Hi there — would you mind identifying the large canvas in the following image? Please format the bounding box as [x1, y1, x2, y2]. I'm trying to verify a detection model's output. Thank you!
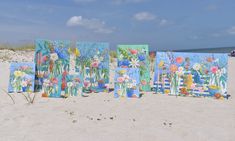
[8, 63, 35, 93]
[63, 74, 83, 97]
[114, 68, 140, 98]
[76, 42, 109, 93]
[117, 45, 150, 91]
[34, 39, 70, 92]
[154, 52, 228, 98]
[41, 74, 62, 98]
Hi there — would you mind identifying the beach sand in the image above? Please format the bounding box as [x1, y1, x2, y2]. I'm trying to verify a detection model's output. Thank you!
[0, 50, 235, 141]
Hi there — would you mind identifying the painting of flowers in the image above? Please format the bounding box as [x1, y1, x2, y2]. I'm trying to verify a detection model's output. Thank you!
[34, 39, 71, 92]
[41, 74, 62, 98]
[154, 52, 228, 98]
[8, 63, 35, 93]
[62, 74, 83, 97]
[76, 42, 109, 93]
[114, 68, 140, 98]
[117, 45, 150, 91]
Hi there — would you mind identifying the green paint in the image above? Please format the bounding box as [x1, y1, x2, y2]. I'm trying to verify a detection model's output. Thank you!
[117, 45, 151, 91]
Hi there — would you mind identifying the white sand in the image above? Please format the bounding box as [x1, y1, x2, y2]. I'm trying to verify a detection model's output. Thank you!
[0, 50, 235, 141]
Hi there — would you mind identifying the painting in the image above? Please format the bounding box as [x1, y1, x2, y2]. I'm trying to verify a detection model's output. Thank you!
[34, 39, 71, 92]
[41, 74, 62, 98]
[62, 74, 83, 97]
[117, 45, 150, 91]
[8, 63, 35, 93]
[154, 52, 228, 99]
[76, 42, 109, 93]
[114, 68, 140, 98]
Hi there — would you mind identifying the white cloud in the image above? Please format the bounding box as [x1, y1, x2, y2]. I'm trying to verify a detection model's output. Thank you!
[189, 35, 199, 40]
[227, 26, 235, 35]
[133, 12, 156, 21]
[66, 16, 114, 34]
[73, 0, 96, 3]
[206, 4, 218, 11]
[133, 12, 171, 26]
[159, 19, 168, 26]
[211, 33, 221, 37]
[112, 0, 147, 4]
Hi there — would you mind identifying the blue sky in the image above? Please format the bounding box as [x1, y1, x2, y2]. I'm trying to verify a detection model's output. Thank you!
[0, 0, 235, 50]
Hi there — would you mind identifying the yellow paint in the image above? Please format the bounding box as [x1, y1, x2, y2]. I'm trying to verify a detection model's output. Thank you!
[185, 74, 193, 89]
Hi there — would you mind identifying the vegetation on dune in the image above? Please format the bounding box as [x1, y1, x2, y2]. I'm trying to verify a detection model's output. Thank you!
[0, 43, 119, 63]
[0, 44, 35, 51]
[110, 50, 117, 63]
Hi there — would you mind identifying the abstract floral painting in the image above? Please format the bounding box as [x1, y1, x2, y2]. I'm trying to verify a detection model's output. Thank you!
[41, 74, 62, 98]
[114, 68, 140, 98]
[34, 39, 71, 92]
[8, 63, 35, 93]
[63, 74, 83, 97]
[154, 52, 228, 99]
[76, 42, 109, 93]
[117, 45, 150, 91]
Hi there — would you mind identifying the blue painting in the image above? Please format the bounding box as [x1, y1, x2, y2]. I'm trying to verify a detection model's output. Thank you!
[8, 63, 35, 93]
[154, 52, 228, 99]
[114, 68, 140, 98]
[63, 74, 83, 97]
[76, 42, 109, 93]
[117, 45, 150, 91]
[41, 74, 62, 98]
[34, 39, 71, 92]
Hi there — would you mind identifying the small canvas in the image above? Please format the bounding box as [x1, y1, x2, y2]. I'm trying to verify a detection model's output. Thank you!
[41, 74, 62, 98]
[63, 74, 83, 97]
[8, 63, 35, 93]
[154, 52, 228, 98]
[117, 45, 150, 91]
[114, 68, 140, 98]
[34, 39, 70, 91]
[76, 42, 109, 93]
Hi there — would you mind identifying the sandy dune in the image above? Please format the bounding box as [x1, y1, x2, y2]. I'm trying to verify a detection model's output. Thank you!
[0, 50, 234, 141]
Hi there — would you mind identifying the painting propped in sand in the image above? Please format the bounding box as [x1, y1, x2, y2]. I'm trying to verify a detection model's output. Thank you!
[63, 74, 83, 97]
[8, 63, 36, 93]
[154, 52, 228, 98]
[41, 74, 62, 98]
[114, 68, 140, 98]
[34, 39, 71, 92]
[76, 42, 109, 93]
[117, 45, 150, 91]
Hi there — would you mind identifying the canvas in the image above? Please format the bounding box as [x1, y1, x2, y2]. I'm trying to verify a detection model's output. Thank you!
[34, 39, 70, 92]
[62, 74, 83, 97]
[114, 68, 140, 98]
[8, 63, 35, 93]
[117, 45, 150, 91]
[154, 52, 228, 98]
[76, 42, 109, 93]
[41, 74, 62, 98]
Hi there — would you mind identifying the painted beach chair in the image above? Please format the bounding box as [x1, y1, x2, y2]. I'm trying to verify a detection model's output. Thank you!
[154, 51, 228, 99]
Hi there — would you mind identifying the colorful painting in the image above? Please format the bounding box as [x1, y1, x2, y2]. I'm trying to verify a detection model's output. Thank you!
[154, 52, 228, 98]
[8, 63, 35, 93]
[76, 42, 109, 93]
[114, 68, 140, 98]
[41, 74, 62, 98]
[62, 74, 83, 97]
[117, 45, 150, 91]
[34, 39, 71, 92]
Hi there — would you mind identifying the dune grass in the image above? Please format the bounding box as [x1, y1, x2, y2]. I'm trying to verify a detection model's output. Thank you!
[0, 44, 35, 51]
